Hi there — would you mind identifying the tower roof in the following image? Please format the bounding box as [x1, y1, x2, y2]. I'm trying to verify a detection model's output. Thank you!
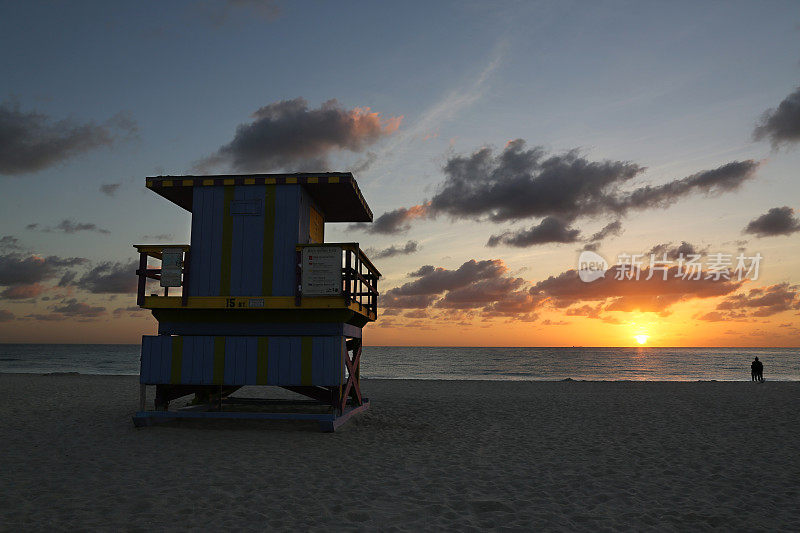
[145, 172, 373, 222]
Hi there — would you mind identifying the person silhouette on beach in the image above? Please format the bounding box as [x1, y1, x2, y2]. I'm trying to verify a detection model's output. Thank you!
[751, 357, 764, 382]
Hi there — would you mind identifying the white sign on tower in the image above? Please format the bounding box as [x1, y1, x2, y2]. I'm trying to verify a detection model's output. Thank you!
[301, 246, 342, 296]
[160, 248, 184, 287]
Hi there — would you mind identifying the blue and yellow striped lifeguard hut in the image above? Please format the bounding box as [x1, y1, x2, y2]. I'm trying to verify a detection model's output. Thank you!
[132, 173, 379, 431]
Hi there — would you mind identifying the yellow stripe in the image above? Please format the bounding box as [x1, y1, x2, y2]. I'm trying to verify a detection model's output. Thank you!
[223, 178, 235, 185]
[146, 180, 153, 187]
[170, 336, 183, 383]
[202, 179, 214, 186]
[306, 177, 318, 184]
[301, 337, 313, 385]
[219, 186, 234, 296]
[244, 178, 255, 185]
[256, 337, 269, 385]
[329, 176, 339, 184]
[265, 178, 276, 184]
[262, 185, 275, 296]
[182, 179, 193, 186]
[286, 177, 297, 184]
[162, 180, 173, 187]
[213, 337, 226, 385]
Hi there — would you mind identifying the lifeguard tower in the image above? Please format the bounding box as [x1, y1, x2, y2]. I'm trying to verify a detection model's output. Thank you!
[131, 173, 380, 431]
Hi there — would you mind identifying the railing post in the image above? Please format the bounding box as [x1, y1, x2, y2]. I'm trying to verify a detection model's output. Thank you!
[344, 248, 351, 304]
[136, 252, 147, 307]
[295, 249, 302, 306]
[181, 249, 190, 307]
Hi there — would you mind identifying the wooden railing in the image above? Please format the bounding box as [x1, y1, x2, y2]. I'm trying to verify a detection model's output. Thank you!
[296, 243, 381, 318]
[133, 244, 190, 307]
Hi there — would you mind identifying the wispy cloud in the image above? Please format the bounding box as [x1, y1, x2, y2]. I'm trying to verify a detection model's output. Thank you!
[363, 41, 507, 181]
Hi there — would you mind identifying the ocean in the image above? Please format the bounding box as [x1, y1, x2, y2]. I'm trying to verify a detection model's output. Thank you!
[0, 344, 797, 381]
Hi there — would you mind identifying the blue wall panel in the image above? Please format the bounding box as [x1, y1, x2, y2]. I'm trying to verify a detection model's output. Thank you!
[272, 185, 300, 296]
[245, 336, 258, 385]
[267, 337, 282, 386]
[190, 186, 226, 297]
[140, 334, 343, 386]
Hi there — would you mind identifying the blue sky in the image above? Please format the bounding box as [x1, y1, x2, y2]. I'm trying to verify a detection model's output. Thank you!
[1, 1, 799, 344]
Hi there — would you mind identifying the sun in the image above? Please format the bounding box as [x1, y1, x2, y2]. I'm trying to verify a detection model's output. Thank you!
[634, 334, 649, 345]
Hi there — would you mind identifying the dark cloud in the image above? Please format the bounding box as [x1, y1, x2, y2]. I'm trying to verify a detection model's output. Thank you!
[197, 98, 401, 172]
[612, 160, 760, 212]
[714, 283, 799, 318]
[532, 264, 742, 313]
[565, 304, 602, 319]
[0, 101, 136, 175]
[53, 219, 110, 234]
[99, 183, 121, 196]
[743, 206, 800, 237]
[142, 233, 173, 241]
[647, 241, 709, 260]
[383, 258, 541, 320]
[415, 140, 758, 247]
[430, 140, 643, 222]
[435, 276, 525, 309]
[589, 220, 622, 242]
[350, 204, 428, 234]
[0, 253, 88, 285]
[369, 240, 419, 259]
[487, 216, 580, 247]
[77, 260, 138, 294]
[0, 235, 22, 251]
[349, 151, 378, 174]
[0, 309, 14, 322]
[753, 87, 800, 147]
[27, 220, 111, 234]
[1, 283, 44, 300]
[113, 305, 147, 317]
[51, 298, 106, 318]
[58, 271, 77, 287]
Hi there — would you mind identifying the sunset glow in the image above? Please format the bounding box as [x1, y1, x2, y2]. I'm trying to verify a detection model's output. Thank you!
[634, 335, 649, 345]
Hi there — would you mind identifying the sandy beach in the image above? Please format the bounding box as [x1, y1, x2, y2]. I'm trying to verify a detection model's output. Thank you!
[1, 373, 798, 531]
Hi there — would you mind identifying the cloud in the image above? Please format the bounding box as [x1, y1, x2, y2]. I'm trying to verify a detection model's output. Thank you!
[27, 219, 111, 234]
[753, 87, 800, 147]
[0, 235, 22, 251]
[1, 283, 44, 300]
[743, 206, 800, 237]
[647, 241, 709, 259]
[350, 204, 428, 234]
[0, 309, 14, 322]
[0, 253, 87, 286]
[429, 140, 643, 222]
[51, 298, 106, 318]
[363, 43, 505, 180]
[142, 233, 173, 241]
[589, 220, 623, 242]
[0, 101, 136, 175]
[532, 264, 742, 314]
[383, 258, 541, 320]
[423, 140, 757, 244]
[713, 283, 799, 318]
[77, 260, 138, 294]
[53, 219, 110, 234]
[197, 98, 402, 172]
[487, 216, 581, 247]
[368, 240, 419, 259]
[99, 183, 121, 196]
[348, 151, 378, 174]
[113, 305, 148, 317]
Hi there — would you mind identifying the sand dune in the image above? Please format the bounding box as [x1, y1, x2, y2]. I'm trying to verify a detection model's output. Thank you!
[1, 373, 798, 531]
